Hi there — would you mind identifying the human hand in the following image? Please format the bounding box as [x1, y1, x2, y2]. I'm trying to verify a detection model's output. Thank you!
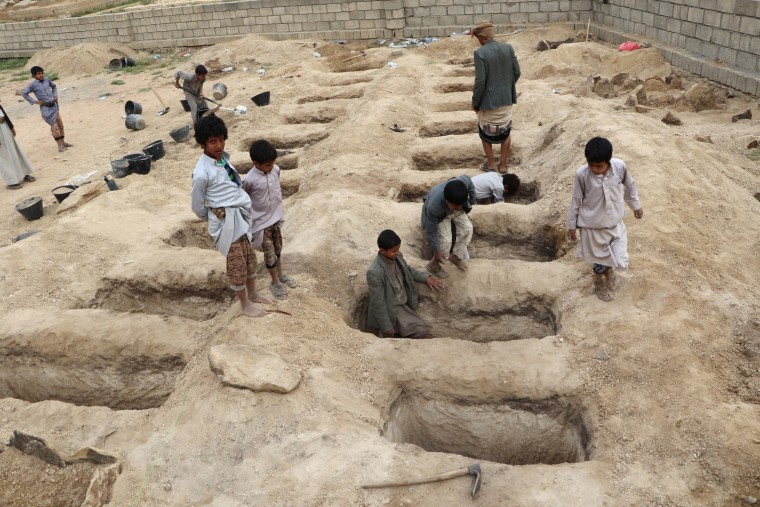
[472, 106, 479, 112]
[174, 82, 181, 89]
[568, 229, 577, 241]
[426, 276, 445, 291]
[36, 100, 44, 105]
[53, 97, 58, 103]
[11, 128, 15, 137]
[434, 251, 448, 263]
[634, 208, 644, 219]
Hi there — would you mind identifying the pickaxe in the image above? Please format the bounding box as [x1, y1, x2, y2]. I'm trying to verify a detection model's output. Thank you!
[362, 463, 482, 498]
[181, 86, 248, 115]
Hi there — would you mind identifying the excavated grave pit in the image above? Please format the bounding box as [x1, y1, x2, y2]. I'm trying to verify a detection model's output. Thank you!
[444, 67, 475, 77]
[0, 310, 192, 410]
[235, 153, 300, 172]
[395, 180, 539, 205]
[85, 277, 232, 321]
[241, 130, 329, 151]
[413, 142, 521, 171]
[319, 75, 374, 86]
[163, 220, 214, 250]
[437, 81, 473, 93]
[350, 294, 559, 341]
[468, 223, 564, 262]
[283, 107, 342, 124]
[326, 60, 385, 73]
[383, 391, 591, 465]
[419, 121, 476, 138]
[296, 87, 366, 104]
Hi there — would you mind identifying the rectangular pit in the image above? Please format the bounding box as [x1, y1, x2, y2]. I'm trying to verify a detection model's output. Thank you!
[384, 391, 591, 465]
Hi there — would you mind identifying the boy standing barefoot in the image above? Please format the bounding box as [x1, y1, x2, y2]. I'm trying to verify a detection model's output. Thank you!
[191, 115, 274, 317]
[567, 137, 644, 301]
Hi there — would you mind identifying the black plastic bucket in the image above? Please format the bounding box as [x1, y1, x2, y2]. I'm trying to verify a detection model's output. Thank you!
[16, 196, 44, 221]
[125, 100, 142, 115]
[52, 184, 78, 203]
[108, 58, 122, 71]
[180, 99, 191, 112]
[170, 125, 191, 143]
[125, 114, 145, 130]
[251, 91, 270, 107]
[142, 140, 165, 161]
[121, 57, 135, 67]
[124, 153, 152, 175]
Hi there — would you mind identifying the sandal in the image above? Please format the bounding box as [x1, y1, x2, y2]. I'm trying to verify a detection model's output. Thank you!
[270, 282, 288, 300]
[593, 273, 614, 301]
[449, 255, 468, 272]
[23, 175, 36, 183]
[278, 274, 297, 288]
[480, 161, 496, 172]
[6, 183, 22, 190]
[426, 261, 448, 279]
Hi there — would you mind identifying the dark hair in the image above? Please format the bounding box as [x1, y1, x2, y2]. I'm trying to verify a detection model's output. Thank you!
[195, 64, 208, 75]
[502, 173, 521, 195]
[584, 137, 613, 164]
[443, 179, 468, 205]
[249, 139, 277, 164]
[377, 229, 401, 250]
[31, 66, 43, 76]
[194, 114, 227, 146]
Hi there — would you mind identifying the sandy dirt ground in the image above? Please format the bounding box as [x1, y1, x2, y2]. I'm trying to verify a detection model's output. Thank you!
[0, 24, 759, 506]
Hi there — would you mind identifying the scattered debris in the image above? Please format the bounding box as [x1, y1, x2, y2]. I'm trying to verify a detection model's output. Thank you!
[389, 124, 406, 133]
[221, 66, 233, 72]
[10, 430, 66, 468]
[13, 230, 39, 242]
[619, 41, 641, 51]
[661, 111, 683, 125]
[65, 447, 119, 465]
[695, 135, 714, 143]
[536, 37, 575, 51]
[312, 52, 321, 58]
[732, 109, 752, 122]
[388, 62, 398, 68]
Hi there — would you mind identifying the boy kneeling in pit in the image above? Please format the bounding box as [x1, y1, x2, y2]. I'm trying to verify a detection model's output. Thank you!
[366, 230, 445, 338]
[190, 115, 274, 317]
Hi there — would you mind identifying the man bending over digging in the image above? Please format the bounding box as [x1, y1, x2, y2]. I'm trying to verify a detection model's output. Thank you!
[191, 115, 275, 317]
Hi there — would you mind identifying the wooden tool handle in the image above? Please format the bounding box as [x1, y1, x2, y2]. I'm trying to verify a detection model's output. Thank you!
[148, 83, 168, 109]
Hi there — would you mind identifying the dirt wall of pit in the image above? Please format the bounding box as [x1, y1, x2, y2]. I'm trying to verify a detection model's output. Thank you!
[1, 0, 759, 96]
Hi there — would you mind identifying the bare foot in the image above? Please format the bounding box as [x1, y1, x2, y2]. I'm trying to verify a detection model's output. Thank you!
[241, 302, 267, 318]
[250, 293, 276, 305]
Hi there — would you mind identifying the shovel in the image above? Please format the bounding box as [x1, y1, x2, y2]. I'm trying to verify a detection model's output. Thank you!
[148, 83, 170, 116]
[181, 86, 248, 115]
[362, 463, 482, 498]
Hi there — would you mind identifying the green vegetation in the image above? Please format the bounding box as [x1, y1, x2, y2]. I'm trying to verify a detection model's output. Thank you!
[47, 72, 59, 81]
[111, 79, 125, 85]
[72, 0, 152, 17]
[0, 58, 28, 72]
[138, 87, 150, 93]
[748, 148, 760, 161]
[122, 59, 151, 74]
[10, 75, 27, 82]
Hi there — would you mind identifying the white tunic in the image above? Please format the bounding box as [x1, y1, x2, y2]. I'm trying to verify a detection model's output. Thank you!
[0, 108, 34, 186]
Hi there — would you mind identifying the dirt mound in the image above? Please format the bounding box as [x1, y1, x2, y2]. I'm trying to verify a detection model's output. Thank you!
[24, 42, 138, 77]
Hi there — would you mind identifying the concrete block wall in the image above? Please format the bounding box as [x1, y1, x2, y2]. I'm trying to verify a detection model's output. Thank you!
[0, 0, 757, 95]
[0, 0, 407, 57]
[592, 0, 760, 76]
[401, 0, 593, 38]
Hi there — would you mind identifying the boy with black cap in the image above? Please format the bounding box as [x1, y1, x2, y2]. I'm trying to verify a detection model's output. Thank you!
[420, 175, 477, 278]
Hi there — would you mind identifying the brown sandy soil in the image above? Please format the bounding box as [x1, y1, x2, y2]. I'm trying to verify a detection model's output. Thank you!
[0, 24, 759, 506]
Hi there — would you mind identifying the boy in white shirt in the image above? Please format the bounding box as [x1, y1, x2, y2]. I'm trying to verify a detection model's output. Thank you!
[566, 137, 644, 301]
[471, 171, 520, 204]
